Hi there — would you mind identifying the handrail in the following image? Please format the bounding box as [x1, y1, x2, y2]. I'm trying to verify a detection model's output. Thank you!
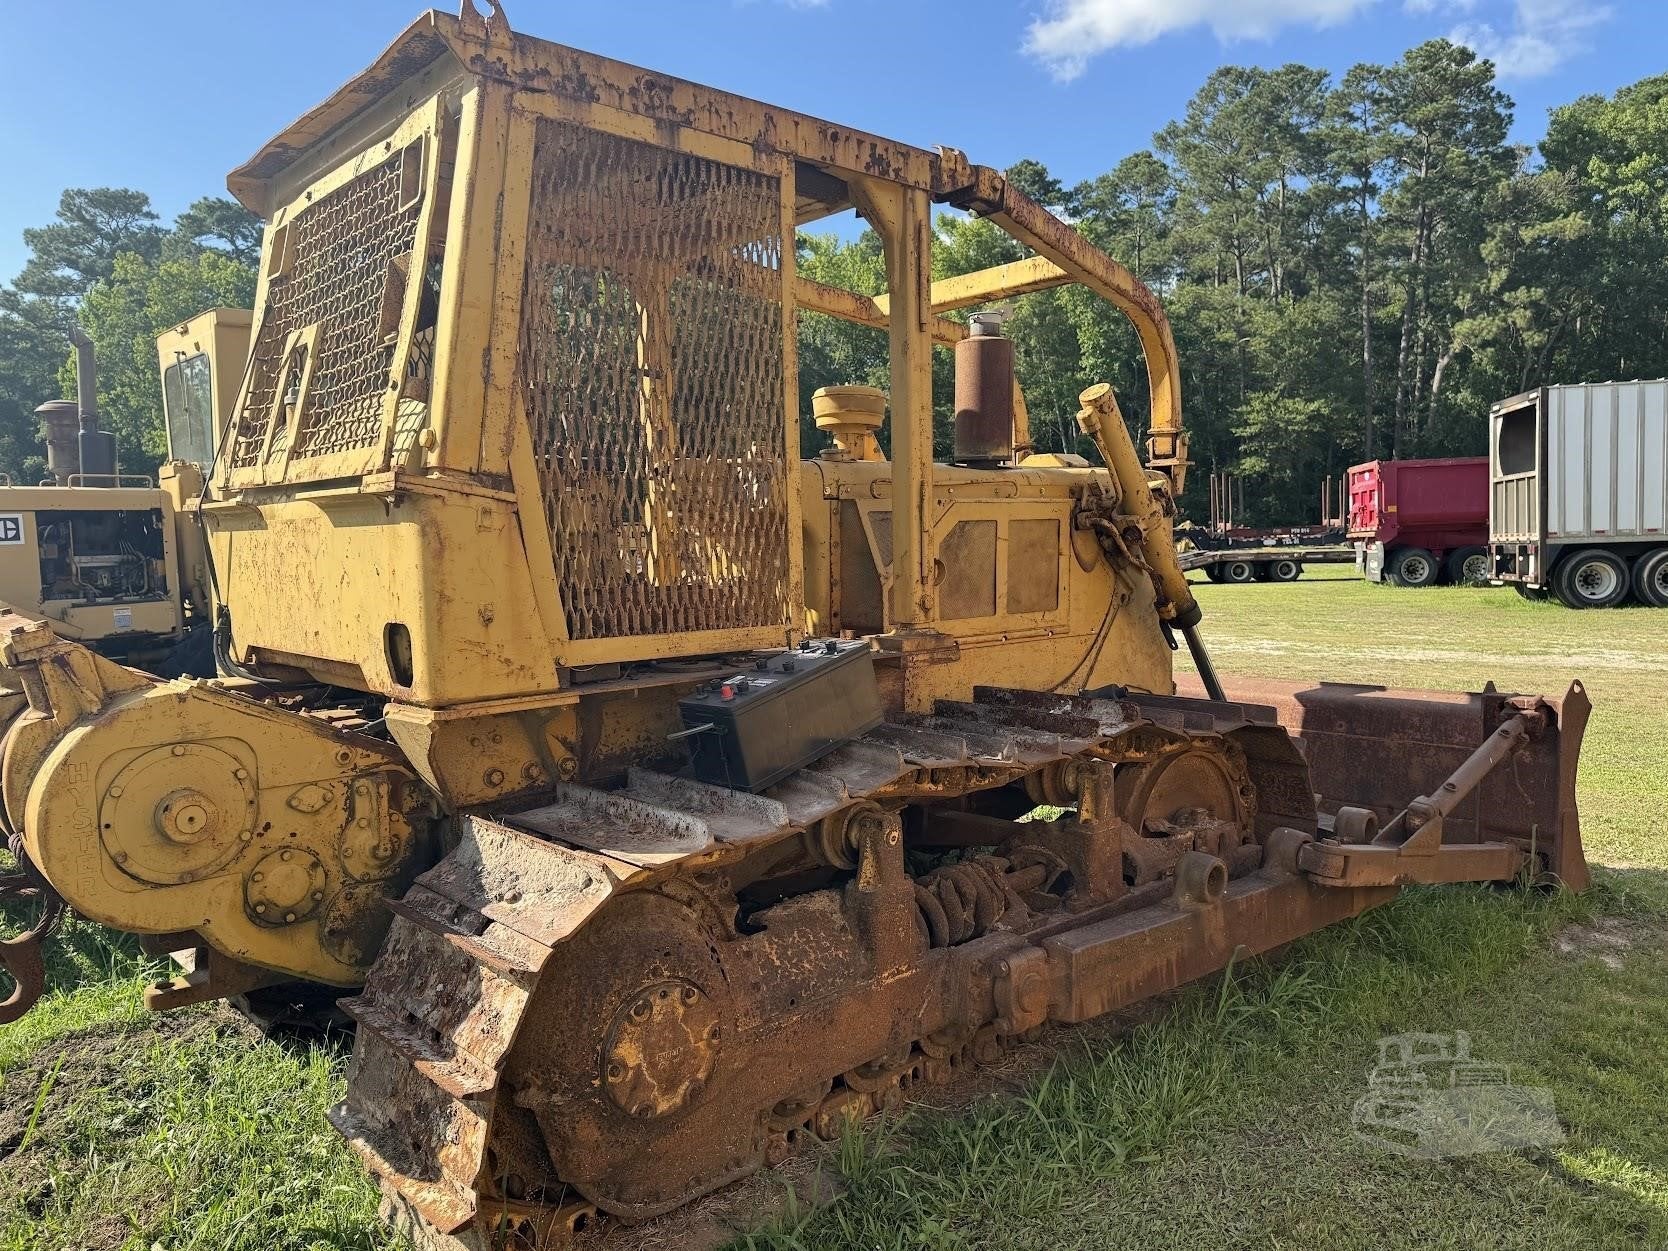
[934, 157, 1191, 497]
[64, 473, 155, 489]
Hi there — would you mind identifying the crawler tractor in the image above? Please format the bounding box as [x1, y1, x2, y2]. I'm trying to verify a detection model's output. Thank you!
[0, 311, 248, 690]
[0, 6, 1590, 1247]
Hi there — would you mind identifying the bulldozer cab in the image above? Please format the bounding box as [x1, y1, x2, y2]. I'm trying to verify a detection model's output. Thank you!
[198, 4, 1202, 711]
[157, 307, 253, 468]
[0, 485, 180, 651]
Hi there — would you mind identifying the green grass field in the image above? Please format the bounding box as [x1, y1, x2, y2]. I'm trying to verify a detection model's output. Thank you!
[2, 576, 1665, 1251]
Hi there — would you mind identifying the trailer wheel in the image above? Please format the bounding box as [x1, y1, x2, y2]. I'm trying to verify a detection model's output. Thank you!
[1552, 549, 1630, 608]
[1267, 558, 1303, 582]
[1205, 565, 1227, 583]
[1445, 546, 1489, 586]
[1630, 548, 1668, 608]
[1219, 560, 1257, 584]
[1513, 583, 1550, 602]
[1387, 547, 1438, 587]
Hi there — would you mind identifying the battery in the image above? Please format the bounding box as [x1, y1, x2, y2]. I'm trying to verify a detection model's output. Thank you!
[677, 639, 883, 792]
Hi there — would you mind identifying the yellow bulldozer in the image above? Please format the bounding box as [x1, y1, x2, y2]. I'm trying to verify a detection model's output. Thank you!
[0, 5, 1589, 1248]
[0, 309, 250, 684]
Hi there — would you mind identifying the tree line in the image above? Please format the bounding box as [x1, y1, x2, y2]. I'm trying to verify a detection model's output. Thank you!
[801, 42, 1668, 524]
[0, 191, 259, 485]
[2, 40, 1664, 525]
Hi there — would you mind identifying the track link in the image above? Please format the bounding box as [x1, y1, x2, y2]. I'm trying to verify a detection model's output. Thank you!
[335, 687, 1309, 1248]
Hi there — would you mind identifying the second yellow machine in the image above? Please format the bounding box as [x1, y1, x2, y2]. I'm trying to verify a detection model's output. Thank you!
[0, 5, 1588, 1248]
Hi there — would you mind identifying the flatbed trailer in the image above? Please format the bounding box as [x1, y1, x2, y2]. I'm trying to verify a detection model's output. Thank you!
[1180, 545, 1357, 582]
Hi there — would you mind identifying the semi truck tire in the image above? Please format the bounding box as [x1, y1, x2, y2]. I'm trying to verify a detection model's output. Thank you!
[1631, 548, 1668, 608]
[1205, 566, 1226, 583]
[1552, 549, 1630, 608]
[1513, 583, 1550, 602]
[1220, 560, 1257, 584]
[1387, 547, 1438, 587]
[1267, 558, 1303, 582]
[1445, 546, 1489, 586]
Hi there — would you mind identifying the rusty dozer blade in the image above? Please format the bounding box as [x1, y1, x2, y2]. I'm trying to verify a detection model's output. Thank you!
[1178, 676, 1589, 892]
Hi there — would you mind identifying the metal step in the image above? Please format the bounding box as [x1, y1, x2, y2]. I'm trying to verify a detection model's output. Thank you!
[619, 768, 790, 843]
[862, 722, 973, 768]
[508, 785, 713, 866]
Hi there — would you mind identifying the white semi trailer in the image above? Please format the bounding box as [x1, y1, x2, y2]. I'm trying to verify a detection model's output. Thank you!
[1490, 381, 1668, 607]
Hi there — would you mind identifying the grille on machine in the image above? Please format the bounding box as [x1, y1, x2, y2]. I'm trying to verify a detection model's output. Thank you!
[517, 120, 791, 641]
[231, 153, 425, 472]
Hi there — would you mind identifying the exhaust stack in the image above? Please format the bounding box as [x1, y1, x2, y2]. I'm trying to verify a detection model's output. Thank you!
[67, 327, 117, 484]
[953, 312, 1015, 467]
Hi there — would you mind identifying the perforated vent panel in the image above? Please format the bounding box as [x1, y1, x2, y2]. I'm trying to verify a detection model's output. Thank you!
[519, 120, 791, 641]
[230, 154, 422, 471]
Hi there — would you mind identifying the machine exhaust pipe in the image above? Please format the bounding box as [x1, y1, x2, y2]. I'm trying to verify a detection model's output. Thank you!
[66, 326, 117, 484]
[953, 312, 1015, 467]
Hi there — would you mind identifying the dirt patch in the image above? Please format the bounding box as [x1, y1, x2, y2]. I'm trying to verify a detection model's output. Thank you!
[0, 1007, 261, 1243]
[1553, 916, 1661, 970]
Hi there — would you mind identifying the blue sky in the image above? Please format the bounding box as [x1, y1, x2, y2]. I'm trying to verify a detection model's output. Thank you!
[0, 0, 1659, 282]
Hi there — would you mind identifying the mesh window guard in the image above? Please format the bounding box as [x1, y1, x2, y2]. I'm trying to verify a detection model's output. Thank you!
[518, 121, 791, 641]
[230, 154, 424, 472]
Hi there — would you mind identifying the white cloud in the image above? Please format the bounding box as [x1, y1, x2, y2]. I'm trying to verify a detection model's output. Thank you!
[1449, 0, 1612, 78]
[1021, 0, 1612, 84]
[1024, 0, 1378, 81]
[1402, 0, 1478, 14]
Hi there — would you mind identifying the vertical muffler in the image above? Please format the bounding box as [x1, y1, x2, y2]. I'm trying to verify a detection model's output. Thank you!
[67, 327, 117, 483]
[954, 312, 1014, 467]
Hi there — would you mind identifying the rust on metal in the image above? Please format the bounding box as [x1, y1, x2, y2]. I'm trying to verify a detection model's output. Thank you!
[953, 314, 1015, 466]
[0, 8, 1598, 1251]
[0, 850, 63, 1025]
[516, 118, 791, 640]
[327, 676, 1584, 1240]
[1178, 675, 1591, 891]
